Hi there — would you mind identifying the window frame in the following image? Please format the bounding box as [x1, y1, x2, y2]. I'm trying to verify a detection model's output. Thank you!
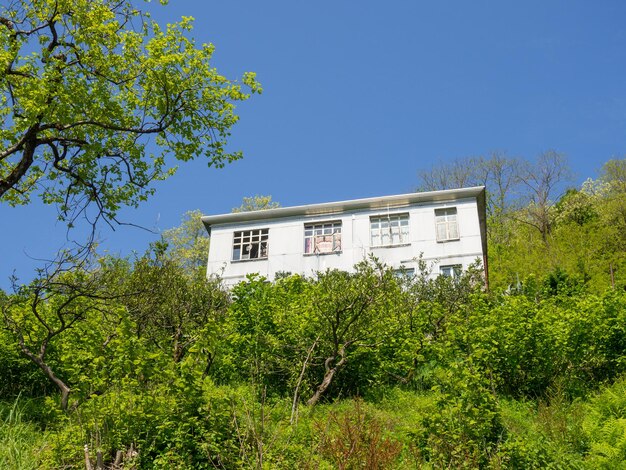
[434, 207, 460, 242]
[393, 267, 416, 279]
[439, 264, 462, 279]
[304, 220, 342, 255]
[232, 228, 269, 261]
[370, 213, 410, 247]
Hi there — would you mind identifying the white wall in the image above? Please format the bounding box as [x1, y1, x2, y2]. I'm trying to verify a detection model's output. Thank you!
[207, 197, 483, 285]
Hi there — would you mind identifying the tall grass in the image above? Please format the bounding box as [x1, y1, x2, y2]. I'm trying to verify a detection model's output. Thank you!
[0, 399, 47, 469]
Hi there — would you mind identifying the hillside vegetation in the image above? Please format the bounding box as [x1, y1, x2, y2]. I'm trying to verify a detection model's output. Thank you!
[2, 158, 626, 468]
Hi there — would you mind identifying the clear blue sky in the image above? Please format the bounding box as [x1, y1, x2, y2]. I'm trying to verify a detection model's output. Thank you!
[2, 0, 625, 288]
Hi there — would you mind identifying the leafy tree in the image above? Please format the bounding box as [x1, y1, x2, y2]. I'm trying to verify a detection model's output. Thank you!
[554, 187, 598, 227]
[306, 259, 400, 406]
[232, 194, 280, 213]
[0, 304, 51, 398]
[0, 0, 260, 230]
[0, 0, 259, 413]
[382, 259, 485, 389]
[599, 158, 626, 192]
[124, 244, 229, 364]
[1, 257, 119, 410]
[223, 273, 311, 396]
[161, 209, 209, 270]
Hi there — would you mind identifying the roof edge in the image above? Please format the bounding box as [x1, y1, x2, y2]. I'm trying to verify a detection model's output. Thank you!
[202, 186, 486, 229]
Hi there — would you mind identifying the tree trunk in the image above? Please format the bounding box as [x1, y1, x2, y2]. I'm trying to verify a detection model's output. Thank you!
[84, 444, 93, 470]
[306, 344, 348, 407]
[41, 359, 71, 410]
[21, 346, 71, 410]
[292, 337, 318, 423]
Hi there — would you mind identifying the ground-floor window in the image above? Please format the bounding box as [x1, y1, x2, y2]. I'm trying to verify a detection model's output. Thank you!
[440, 264, 462, 278]
[393, 267, 416, 279]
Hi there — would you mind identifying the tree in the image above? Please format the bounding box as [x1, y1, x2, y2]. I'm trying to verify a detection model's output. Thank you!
[417, 156, 485, 192]
[518, 150, 571, 243]
[0, 0, 260, 231]
[599, 158, 626, 192]
[306, 259, 399, 406]
[232, 194, 280, 213]
[481, 152, 523, 217]
[124, 243, 229, 364]
[161, 209, 209, 270]
[581, 166, 626, 287]
[1, 256, 119, 410]
[416, 152, 523, 219]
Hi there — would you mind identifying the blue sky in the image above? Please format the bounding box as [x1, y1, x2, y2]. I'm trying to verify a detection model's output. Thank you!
[2, 0, 626, 288]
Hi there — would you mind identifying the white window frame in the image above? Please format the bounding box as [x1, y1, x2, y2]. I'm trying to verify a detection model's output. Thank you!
[440, 264, 462, 279]
[304, 221, 342, 254]
[435, 207, 459, 242]
[393, 267, 416, 279]
[370, 213, 410, 247]
[232, 228, 269, 261]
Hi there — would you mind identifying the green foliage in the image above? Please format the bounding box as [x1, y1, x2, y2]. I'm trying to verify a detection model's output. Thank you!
[0, 324, 50, 398]
[0, 0, 260, 226]
[222, 260, 408, 405]
[497, 397, 586, 468]
[0, 400, 47, 470]
[123, 247, 229, 364]
[583, 376, 626, 468]
[304, 259, 403, 403]
[1, 258, 126, 409]
[222, 273, 311, 395]
[442, 289, 626, 399]
[41, 376, 244, 468]
[599, 158, 626, 191]
[161, 209, 210, 270]
[423, 364, 503, 468]
[231, 194, 280, 213]
[5, 198, 626, 467]
[489, 164, 626, 293]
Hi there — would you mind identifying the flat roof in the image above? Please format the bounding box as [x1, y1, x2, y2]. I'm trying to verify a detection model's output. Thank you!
[201, 186, 486, 229]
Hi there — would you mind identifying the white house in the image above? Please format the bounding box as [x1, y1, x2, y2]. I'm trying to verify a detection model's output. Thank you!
[201, 186, 488, 286]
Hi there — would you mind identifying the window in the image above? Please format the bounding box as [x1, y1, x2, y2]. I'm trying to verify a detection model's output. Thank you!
[440, 264, 462, 278]
[304, 221, 341, 254]
[232, 229, 269, 261]
[393, 267, 415, 279]
[370, 214, 409, 247]
[435, 207, 459, 241]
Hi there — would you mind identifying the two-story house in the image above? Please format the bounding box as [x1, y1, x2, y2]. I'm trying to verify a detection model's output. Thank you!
[202, 186, 488, 286]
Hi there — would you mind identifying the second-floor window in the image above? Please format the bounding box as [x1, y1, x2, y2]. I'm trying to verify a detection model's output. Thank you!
[435, 207, 459, 241]
[304, 221, 342, 254]
[370, 213, 409, 247]
[233, 228, 269, 261]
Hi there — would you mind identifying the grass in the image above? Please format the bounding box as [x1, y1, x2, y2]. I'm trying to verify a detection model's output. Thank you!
[0, 399, 47, 470]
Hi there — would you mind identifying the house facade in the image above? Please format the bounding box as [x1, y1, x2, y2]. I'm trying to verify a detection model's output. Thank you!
[202, 187, 488, 286]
